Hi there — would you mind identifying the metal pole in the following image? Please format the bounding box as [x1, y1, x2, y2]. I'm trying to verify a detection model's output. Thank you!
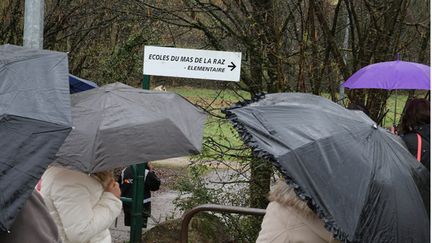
[130, 164, 146, 243]
[393, 90, 398, 128]
[142, 75, 150, 90]
[128, 75, 151, 243]
[24, 0, 44, 49]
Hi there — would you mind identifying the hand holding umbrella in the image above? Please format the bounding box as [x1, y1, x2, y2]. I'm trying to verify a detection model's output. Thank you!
[105, 179, 121, 199]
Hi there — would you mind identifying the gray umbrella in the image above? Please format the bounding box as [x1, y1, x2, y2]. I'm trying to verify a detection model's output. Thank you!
[0, 45, 72, 231]
[54, 82, 206, 173]
[224, 93, 429, 243]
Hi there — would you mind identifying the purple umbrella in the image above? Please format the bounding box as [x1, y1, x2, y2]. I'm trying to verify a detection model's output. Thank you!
[342, 59, 430, 128]
[342, 60, 430, 90]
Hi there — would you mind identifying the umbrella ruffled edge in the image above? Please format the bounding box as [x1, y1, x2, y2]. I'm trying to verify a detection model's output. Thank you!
[222, 93, 351, 243]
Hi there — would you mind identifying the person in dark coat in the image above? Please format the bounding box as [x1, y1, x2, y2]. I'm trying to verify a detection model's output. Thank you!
[0, 190, 61, 243]
[399, 98, 430, 170]
[118, 162, 161, 228]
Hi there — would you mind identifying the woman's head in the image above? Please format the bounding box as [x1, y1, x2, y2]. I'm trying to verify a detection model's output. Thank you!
[92, 170, 114, 188]
[400, 98, 430, 133]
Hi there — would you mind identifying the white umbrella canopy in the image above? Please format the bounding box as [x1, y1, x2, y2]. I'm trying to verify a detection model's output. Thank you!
[54, 82, 206, 173]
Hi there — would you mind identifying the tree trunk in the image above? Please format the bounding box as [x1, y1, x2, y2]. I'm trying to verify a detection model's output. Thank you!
[249, 158, 272, 209]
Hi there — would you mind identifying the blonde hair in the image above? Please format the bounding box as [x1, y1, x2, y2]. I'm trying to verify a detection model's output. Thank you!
[269, 180, 316, 218]
[92, 170, 114, 188]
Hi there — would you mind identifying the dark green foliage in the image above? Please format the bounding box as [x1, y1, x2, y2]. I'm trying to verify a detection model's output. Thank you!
[101, 33, 149, 86]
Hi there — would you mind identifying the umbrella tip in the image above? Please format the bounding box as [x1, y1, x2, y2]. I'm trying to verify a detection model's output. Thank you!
[396, 53, 400, 61]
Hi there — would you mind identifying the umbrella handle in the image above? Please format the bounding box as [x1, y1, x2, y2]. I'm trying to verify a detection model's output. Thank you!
[393, 91, 397, 126]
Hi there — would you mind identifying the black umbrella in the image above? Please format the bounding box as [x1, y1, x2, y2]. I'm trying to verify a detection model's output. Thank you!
[224, 93, 429, 243]
[0, 45, 72, 231]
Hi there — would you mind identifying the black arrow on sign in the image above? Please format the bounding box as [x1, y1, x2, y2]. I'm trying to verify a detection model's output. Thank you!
[228, 62, 236, 71]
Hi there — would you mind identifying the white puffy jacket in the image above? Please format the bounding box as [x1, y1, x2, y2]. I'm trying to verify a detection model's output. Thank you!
[41, 166, 122, 243]
[256, 181, 340, 243]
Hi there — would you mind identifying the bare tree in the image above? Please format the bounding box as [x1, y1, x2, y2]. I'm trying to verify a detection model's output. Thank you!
[313, 0, 429, 122]
[0, 0, 428, 240]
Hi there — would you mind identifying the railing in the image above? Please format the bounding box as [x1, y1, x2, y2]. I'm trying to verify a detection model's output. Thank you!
[180, 204, 266, 243]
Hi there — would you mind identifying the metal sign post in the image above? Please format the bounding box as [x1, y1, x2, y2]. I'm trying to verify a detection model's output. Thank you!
[128, 75, 151, 243]
[142, 74, 150, 90]
[130, 163, 146, 243]
[128, 45, 242, 243]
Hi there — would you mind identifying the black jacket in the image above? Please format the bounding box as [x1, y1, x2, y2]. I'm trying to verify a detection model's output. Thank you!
[401, 124, 430, 170]
[118, 165, 161, 214]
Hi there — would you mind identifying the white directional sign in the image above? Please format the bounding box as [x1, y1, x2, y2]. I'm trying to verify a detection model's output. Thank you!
[143, 46, 241, 82]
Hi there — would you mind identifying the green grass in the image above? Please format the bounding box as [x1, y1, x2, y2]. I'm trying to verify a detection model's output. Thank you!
[383, 94, 408, 128]
[167, 87, 248, 160]
[332, 92, 415, 128]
